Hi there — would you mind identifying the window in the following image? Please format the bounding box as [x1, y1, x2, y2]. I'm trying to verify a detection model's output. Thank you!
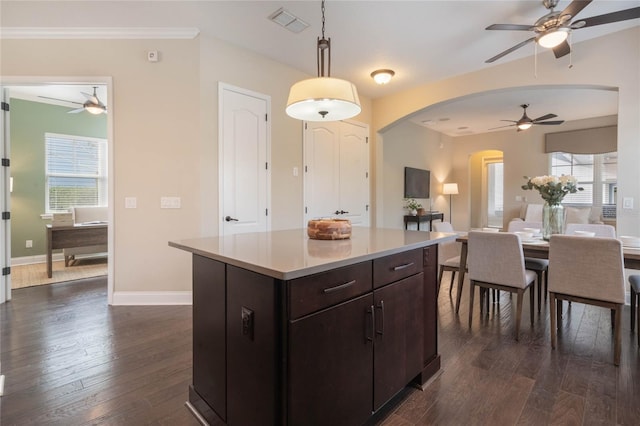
[486, 160, 503, 228]
[45, 133, 107, 213]
[550, 152, 617, 206]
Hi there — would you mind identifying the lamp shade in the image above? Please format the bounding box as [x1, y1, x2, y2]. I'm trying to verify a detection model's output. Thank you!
[286, 77, 361, 122]
[443, 183, 459, 195]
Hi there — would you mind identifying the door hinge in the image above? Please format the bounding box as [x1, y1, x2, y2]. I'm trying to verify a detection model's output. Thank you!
[304, 165, 308, 173]
[2, 266, 10, 276]
[1, 158, 9, 167]
[305, 122, 308, 130]
[265, 162, 268, 170]
[305, 206, 308, 214]
[1, 102, 9, 112]
[265, 208, 268, 216]
[366, 172, 369, 178]
[265, 113, 268, 122]
[1, 212, 10, 220]
[366, 136, 369, 144]
[366, 205, 369, 211]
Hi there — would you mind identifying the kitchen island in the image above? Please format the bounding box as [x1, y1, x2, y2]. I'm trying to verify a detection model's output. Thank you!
[170, 227, 453, 426]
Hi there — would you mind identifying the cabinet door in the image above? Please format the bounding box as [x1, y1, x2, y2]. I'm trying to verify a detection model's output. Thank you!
[192, 255, 227, 420]
[288, 293, 374, 426]
[373, 273, 424, 410]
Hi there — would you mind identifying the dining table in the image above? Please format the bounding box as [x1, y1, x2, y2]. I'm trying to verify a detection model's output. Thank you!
[453, 234, 640, 314]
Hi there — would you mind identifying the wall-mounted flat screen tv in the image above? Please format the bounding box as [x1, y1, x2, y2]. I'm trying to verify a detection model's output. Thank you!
[404, 167, 430, 199]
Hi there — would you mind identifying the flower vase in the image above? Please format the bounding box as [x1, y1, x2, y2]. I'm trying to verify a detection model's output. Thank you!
[542, 202, 564, 241]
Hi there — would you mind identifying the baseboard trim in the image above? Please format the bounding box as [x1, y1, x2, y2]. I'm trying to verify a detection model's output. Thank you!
[111, 291, 192, 306]
[11, 254, 64, 266]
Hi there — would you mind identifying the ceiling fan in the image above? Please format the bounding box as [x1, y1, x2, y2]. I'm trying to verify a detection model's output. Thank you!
[489, 104, 565, 131]
[38, 86, 107, 115]
[485, 0, 640, 63]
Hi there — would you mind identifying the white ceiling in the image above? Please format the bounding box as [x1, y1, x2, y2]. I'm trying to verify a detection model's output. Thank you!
[2, 0, 637, 135]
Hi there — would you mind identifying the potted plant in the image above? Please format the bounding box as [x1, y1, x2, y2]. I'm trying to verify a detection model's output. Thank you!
[404, 198, 422, 216]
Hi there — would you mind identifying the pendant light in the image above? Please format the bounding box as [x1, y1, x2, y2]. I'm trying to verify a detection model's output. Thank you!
[286, 0, 361, 122]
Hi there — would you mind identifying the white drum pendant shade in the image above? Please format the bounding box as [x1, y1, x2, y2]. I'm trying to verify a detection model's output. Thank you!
[286, 77, 361, 122]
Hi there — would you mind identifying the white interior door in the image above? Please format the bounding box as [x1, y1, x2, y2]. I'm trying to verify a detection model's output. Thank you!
[338, 122, 369, 226]
[219, 83, 270, 236]
[0, 87, 11, 305]
[304, 122, 340, 219]
[304, 120, 369, 226]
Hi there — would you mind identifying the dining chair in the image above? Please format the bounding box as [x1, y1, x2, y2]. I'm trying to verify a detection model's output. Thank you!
[467, 231, 536, 340]
[507, 220, 548, 312]
[630, 275, 640, 347]
[433, 221, 465, 297]
[564, 223, 616, 237]
[548, 235, 625, 365]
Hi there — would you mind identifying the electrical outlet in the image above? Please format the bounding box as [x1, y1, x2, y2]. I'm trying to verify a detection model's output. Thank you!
[25, 240, 33, 248]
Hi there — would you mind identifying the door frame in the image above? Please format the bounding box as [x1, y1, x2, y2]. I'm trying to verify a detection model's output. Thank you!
[217, 82, 271, 236]
[1, 76, 115, 304]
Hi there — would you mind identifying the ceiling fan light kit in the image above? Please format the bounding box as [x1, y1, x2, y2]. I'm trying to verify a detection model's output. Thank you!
[490, 104, 564, 132]
[286, 0, 361, 122]
[485, 0, 640, 63]
[537, 27, 569, 48]
[370, 69, 395, 85]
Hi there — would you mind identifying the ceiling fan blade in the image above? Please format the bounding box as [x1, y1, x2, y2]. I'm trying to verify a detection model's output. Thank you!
[485, 36, 536, 63]
[485, 24, 533, 31]
[488, 124, 516, 130]
[559, 0, 593, 21]
[68, 108, 85, 114]
[532, 113, 558, 122]
[38, 95, 83, 105]
[574, 7, 640, 28]
[81, 92, 100, 104]
[534, 120, 565, 125]
[499, 120, 517, 123]
[553, 40, 571, 59]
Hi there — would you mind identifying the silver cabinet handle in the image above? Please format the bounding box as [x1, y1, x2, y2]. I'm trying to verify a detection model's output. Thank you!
[322, 279, 356, 294]
[366, 305, 375, 342]
[393, 262, 414, 271]
[375, 300, 385, 337]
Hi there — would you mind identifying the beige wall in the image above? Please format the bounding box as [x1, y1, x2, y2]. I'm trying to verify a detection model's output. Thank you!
[0, 35, 373, 299]
[372, 27, 640, 237]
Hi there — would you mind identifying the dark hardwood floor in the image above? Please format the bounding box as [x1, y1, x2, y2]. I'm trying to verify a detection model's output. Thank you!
[1, 274, 638, 425]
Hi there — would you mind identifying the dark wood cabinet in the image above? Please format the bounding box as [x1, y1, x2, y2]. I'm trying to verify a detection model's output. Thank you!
[187, 246, 439, 426]
[289, 294, 374, 426]
[373, 273, 424, 409]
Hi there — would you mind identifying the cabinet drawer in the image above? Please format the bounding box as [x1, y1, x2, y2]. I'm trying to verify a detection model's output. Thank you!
[288, 261, 372, 320]
[373, 248, 422, 289]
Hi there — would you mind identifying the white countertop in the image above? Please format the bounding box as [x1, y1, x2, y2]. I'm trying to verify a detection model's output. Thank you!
[170, 227, 455, 280]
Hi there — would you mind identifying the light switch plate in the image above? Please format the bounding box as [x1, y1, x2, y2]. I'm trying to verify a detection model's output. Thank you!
[623, 197, 634, 209]
[125, 197, 137, 209]
[161, 196, 181, 209]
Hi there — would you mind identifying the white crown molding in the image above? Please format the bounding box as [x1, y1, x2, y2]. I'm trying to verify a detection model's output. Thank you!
[0, 27, 200, 40]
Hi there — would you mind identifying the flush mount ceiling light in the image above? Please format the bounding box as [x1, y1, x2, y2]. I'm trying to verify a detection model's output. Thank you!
[286, 0, 361, 122]
[370, 69, 395, 85]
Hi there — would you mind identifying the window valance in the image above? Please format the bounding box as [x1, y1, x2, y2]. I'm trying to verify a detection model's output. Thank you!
[545, 125, 617, 154]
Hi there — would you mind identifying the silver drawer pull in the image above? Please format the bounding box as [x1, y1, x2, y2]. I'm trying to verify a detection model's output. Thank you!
[323, 280, 356, 294]
[393, 262, 414, 271]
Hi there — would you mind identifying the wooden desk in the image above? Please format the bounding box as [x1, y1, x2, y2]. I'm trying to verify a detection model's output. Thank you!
[404, 212, 444, 231]
[46, 223, 108, 278]
[453, 235, 640, 314]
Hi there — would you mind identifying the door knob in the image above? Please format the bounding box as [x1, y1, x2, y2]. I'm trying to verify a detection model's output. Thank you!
[225, 216, 239, 222]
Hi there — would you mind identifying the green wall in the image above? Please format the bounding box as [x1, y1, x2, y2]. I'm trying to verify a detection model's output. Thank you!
[10, 98, 107, 258]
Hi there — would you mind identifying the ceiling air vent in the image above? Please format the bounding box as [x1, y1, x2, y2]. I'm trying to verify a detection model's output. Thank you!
[268, 8, 309, 33]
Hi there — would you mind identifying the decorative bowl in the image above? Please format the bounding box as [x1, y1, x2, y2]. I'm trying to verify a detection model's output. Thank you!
[307, 219, 352, 240]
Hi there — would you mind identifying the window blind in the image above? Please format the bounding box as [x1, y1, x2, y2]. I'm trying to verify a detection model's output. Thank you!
[45, 133, 107, 212]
